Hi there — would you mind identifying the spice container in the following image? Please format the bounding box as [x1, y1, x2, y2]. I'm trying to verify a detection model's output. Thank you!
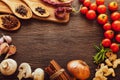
[0, 15, 20, 31]
[45, 60, 72, 80]
[15, 5, 28, 17]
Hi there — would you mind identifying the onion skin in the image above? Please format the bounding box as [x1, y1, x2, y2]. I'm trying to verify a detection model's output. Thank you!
[67, 60, 90, 80]
[42, 0, 73, 7]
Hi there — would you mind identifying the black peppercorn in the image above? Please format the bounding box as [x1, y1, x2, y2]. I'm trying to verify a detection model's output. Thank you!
[35, 7, 46, 15]
[15, 5, 28, 16]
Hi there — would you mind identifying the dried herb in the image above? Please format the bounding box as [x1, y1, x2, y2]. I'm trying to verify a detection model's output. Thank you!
[15, 5, 28, 16]
[1, 16, 18, 29]
[35, 7, 46, 15]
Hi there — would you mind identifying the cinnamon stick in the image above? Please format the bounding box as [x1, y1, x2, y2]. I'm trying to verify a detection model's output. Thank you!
[45, 60, 72, 80]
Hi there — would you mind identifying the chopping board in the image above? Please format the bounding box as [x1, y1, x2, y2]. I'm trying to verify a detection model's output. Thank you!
[0, 0, 70, 23]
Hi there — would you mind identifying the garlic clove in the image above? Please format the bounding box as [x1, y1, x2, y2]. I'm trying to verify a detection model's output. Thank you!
[2, 35, 12, 44]
[0, 37, 4, 44]
[0, 42, 9, 56]
[5, 45, 17, 59]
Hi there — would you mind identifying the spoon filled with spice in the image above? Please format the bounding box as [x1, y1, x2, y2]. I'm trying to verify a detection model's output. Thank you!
[22, 0, 50, 18]
[0, 15, 21, 31]
[1, 0, 32, 19]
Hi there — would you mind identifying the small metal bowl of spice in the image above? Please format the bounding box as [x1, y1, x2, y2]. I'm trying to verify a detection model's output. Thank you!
[0, 15, 21, 31]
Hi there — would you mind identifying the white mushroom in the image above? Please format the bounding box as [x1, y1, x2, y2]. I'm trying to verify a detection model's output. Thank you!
[17, 63, 32, 80]
[32, 68, 44, 80]
[0, 58, 17, 76]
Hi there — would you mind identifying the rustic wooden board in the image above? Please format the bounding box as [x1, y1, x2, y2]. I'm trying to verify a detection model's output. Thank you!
[0, 0, 70, 23]
[0, 0, 119, 80]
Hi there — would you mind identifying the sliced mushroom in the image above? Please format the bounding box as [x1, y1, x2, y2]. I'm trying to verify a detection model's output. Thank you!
[0, 59, 17, 76]
[32, 68, 44, 80]
[17, 63, 32, 80]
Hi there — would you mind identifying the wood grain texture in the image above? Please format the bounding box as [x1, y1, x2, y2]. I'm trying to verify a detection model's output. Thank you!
[0, 0, 120, 80]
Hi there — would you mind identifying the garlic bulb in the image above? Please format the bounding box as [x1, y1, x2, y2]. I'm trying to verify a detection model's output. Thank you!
[0, 42, 9, 55]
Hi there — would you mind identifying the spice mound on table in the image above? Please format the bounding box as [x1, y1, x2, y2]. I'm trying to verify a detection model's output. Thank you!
[0, 15, 21, 31]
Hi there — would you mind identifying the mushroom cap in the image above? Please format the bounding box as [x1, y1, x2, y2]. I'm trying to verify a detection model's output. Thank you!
[0, 59, 17, 76]
[32, 68, 44, 80]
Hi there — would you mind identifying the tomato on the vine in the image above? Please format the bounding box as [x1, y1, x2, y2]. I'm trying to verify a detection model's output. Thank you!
[103, 23, 111, 31]
[115, 34, 120, 42]
[102, 38, 111, 47]
[90, 3, 97, 11]
[104, 30, 114, 39]
[97, 14, 108, 25]
[80, 6, 88, 14]
[112, 20, 120, 31]
[108, 1, 118, 11]
[83, 0, 91, 7]
[96, 0, 104, 5]
[86, 10, 96, 20]
[97, 5, 106, 14]
[111, 12, 120, 21]
[110, 43, 119, 53]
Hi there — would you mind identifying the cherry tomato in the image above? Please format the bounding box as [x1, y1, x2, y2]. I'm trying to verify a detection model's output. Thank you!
[97, 5, 106, 14]
[115, 34, 120, 42]
[96, 0, 104, 5]
[104, 30, 114, 39]
[111, 12, 120, 21]
[89, 3, 97, 11]
[102, 38, 111, 47]
[86, 10, 96, 20]
[97, 14, 108, 25]
[108, 1, 118, 11]
[83, 0, 91, 7]
[80, 6, 88, 14]
[110, 43, 119, 53]
[112, 20, 120, 31]
[103, 23, 111, 30]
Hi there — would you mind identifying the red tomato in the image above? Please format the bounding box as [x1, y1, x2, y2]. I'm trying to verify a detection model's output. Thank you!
[102, 38, 111, 47]
[97, 5, 106, 14]
[97, 14, 108, 25]
[111, 12, 120, 21]
[86, 10, 96, 20]
[89, 3, 97, 11]
[112, 20, 120, 31]
[96, 0, 104, 5]
[110, 43, 119, 53]
[83, 0, 91, 7]
[103, 23, 111, 30]
[80, 6, 88, 14]
[108, 1, 118, 11]
[104, 30, 114, 39]
[115, 34, 120, 42]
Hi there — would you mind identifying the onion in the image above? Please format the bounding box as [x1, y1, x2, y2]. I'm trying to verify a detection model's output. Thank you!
[42, 0, 73, 7]
[67, 60, 90, 80]
[55, 7, 72, 19]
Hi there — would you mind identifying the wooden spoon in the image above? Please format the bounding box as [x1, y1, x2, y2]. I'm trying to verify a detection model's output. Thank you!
[1, 0, 32, 19]
[22, 0, 50, 18]
[0, 15, 21, 31]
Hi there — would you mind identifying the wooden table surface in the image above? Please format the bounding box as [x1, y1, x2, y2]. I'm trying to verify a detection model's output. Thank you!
[0, 0, 120, 80]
